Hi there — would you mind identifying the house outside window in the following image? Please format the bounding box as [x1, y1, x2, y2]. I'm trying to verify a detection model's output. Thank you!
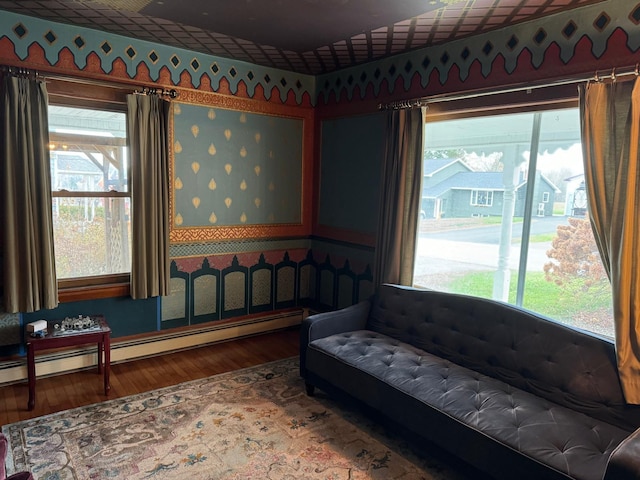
[49, 105, 131, 282]
[471, 190, 493, 206]
[416, 106, 613, 338]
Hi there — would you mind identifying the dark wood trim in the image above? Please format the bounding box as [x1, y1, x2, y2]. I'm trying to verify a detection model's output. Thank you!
[58, 282, 130, 303]
[424, 86, 578, 122]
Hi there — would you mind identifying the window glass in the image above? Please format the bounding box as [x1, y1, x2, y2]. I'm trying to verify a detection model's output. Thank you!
[49, 105, 131, 280]
[415, 107, 613, 338]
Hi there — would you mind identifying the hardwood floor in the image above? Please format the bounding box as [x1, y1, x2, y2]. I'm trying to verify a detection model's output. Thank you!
[0, 327, 300, 427]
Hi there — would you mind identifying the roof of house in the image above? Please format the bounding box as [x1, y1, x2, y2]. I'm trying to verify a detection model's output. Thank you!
[426, 172, 521, 197]
[52, 154, 102, 174]
[424, 158, 457, 176]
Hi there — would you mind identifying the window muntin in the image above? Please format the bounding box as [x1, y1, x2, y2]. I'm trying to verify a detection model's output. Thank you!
[470, 190, 493, 206]
[416, 107, 613, 338]
[49, 105, 131, 280]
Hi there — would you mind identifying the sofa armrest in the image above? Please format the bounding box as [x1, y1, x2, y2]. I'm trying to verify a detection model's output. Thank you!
[299, 300, 371, 377]
[604, 427, 640, 480]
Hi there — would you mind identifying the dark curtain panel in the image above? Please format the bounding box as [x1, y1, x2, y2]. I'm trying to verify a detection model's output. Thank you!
[373, 108, 424, 287]
[579, 78, 640, 403]
[127, 94, 170, 299]
[1, 74, 58, 313]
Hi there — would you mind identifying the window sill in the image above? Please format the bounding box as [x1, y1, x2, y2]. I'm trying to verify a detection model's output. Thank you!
[58, 282, 130, 303]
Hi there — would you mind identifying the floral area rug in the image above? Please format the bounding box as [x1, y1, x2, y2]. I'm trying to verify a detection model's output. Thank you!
[3, 357, 474, 479]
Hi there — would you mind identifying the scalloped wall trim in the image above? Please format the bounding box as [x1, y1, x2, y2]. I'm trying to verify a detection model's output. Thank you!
[316, 0, 640, 104]
[0, 10, 315, 105]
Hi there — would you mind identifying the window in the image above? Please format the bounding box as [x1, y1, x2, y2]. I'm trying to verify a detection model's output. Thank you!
[49, 105, 131, 284]
[470, 190, 493, 206]
[416, 107, 613, 338]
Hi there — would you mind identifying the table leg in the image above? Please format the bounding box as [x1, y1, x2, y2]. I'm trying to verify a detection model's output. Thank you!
[27, 344, 36, 411]
[104, 333, 111, 395]
[97, 341, 103, 374]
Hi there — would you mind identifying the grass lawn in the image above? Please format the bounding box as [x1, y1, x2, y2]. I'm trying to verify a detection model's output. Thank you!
[447, 270, 611, 321]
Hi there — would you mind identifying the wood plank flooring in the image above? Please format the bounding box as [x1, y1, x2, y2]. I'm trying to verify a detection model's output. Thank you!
[0, 327, 300, 427]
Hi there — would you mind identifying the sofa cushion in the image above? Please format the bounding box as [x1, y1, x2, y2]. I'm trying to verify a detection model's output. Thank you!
[366, 285, 640, 430]
[308, 330, 630, 480]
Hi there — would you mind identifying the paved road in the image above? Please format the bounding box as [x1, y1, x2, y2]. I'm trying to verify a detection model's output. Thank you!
[414, 215, 573, 277]
[420, 215, 568, 244]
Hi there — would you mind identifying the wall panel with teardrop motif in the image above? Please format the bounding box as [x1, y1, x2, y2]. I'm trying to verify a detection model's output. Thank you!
[171, 101, 305, 237]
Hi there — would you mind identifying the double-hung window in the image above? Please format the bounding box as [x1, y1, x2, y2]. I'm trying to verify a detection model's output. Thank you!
[48, 104, 131, 288]
[416, 103, 613, 338]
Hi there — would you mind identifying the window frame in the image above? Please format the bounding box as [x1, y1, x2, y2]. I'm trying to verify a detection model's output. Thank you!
[418, 85, 613, 337]
[47, 78, 132, 302]
[470, 189, 493, 207]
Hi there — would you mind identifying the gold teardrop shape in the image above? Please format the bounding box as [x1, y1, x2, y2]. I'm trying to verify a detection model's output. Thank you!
[254, 132, 261, 144]
[269, 182, 275, 191]
[225, 164, 232, 175]
[192, 197, 200, 209]
[208, 143, 217, 155]
[240, 146, 247, 158]
[174, 141, 183, 153]
[269, 150, 274, 159]
[239, 113, 247, 123]
[208, 108, 216, 120]
[240, 179, 247, 191]
[225, 197, 232, 208]
[175, 213, 183, 225]
[174, 177, 183, 190]
[254, 165, 261, 176]
[191, 161, 200, 174]
[254, 197, 261, 208]
[240, 212, 247, 223]
[224, 129, 232, 140]
[173, 104, 181, 115]
[191, 124, 199, 138]
[209, 212, 217, 224]
[208, 178, 217, 190]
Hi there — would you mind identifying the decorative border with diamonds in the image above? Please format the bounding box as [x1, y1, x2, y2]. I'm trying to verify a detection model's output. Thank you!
[316, 0, 640, 104]
[0, 10, 315, 106]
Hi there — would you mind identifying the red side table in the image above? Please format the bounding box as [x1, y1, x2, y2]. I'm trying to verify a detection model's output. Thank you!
[26, 315, 111, 411]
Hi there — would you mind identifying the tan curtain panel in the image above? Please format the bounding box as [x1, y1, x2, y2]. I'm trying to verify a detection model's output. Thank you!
[579, 77, 640, 403]
[1, 74, 58, 313]
[373, 108, 424, 287]
[127, 94, 171, 299]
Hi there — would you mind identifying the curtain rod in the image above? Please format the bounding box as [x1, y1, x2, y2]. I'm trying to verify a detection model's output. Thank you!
[378, 65, 640, 110]
[1, 65, 179, 99]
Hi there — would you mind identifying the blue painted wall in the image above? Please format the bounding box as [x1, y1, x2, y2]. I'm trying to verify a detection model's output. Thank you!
[22, 297, 158, 339]
[319, 113, 385, 234]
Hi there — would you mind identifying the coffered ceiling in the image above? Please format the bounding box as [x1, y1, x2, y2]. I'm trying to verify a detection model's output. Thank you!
[0, 0, 604, 75]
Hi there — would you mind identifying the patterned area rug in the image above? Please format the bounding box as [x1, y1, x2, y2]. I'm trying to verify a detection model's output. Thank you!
[3, 358, 474, 479]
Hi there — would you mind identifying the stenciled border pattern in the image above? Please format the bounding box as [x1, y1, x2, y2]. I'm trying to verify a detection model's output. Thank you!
[316, 0, 640, 104]
[0, 10, 315, 105]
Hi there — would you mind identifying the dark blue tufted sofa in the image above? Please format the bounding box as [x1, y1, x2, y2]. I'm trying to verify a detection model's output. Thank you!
[300, 284, 640, 480]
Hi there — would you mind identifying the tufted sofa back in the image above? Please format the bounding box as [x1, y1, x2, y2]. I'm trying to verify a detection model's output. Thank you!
[367, 284, 640, 431]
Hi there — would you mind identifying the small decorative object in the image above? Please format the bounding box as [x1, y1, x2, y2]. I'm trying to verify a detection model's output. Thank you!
[54, 315, 99, 334]
[26, 319, 47, 334]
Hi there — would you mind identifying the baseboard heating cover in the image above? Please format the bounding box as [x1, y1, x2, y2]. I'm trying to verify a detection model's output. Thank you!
[0, 310, 304, 386]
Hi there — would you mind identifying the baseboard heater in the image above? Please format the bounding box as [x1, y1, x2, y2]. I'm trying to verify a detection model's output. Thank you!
[0, 309, 304, 386]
